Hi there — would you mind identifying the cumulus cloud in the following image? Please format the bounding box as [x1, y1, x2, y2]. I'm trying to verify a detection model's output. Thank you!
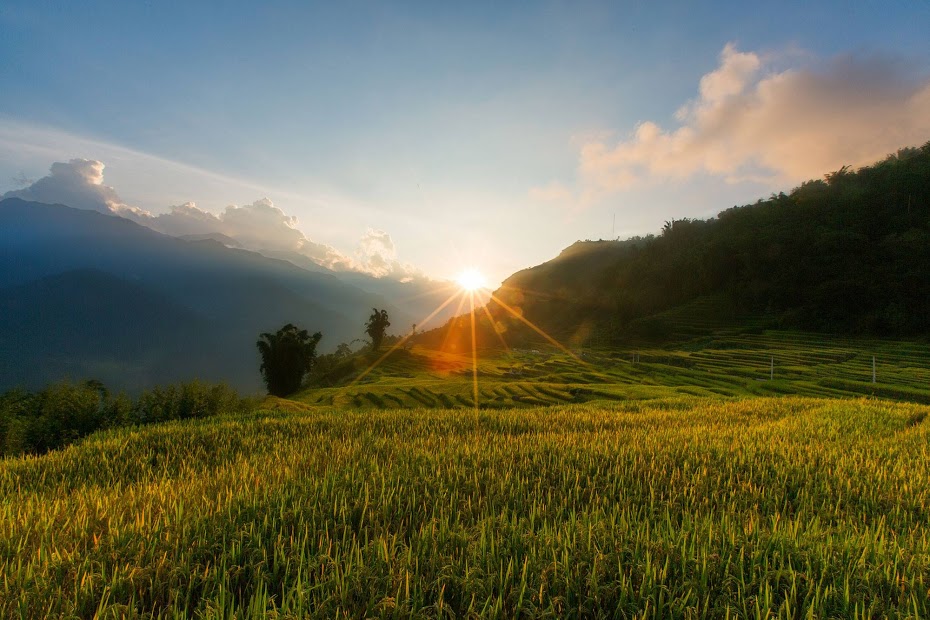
[2, 158, 136, 214]
[138, 202, 420, 277]
[352, 228, 421, 279]
[3, 159, 420, 279]
[138, 198, 307, 252]
[553, 44, 930, 202]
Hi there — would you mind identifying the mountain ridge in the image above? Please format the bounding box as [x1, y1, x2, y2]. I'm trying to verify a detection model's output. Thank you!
[0, 198, 412, 391]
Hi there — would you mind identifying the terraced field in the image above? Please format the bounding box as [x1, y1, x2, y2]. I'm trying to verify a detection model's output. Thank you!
[296, 329, 930, 410]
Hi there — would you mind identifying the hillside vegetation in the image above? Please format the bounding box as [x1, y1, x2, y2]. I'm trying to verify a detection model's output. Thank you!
[476, 142, 930, 347]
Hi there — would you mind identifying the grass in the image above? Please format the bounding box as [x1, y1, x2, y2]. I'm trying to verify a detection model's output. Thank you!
[2, 330, 930, 617]
[1, 397, 929, 617]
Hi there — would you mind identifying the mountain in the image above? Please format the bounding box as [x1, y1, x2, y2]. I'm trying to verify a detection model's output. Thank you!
[177, 232, 244, 247]
[249, 248, 335, 274]
[0, 198, 411, 392]
[331, 271, 459, 328]
[0, 269, 225, 391]
[258, 249, 461, 327]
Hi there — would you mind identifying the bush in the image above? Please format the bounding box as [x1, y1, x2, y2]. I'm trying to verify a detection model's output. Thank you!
[131, 381, 247, 424]
[0, 380, 250, 457]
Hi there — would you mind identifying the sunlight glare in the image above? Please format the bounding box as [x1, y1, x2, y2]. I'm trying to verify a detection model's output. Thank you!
[457, 268, 487, 292]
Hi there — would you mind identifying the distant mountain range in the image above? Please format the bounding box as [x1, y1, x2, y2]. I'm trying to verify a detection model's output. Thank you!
[0, 198, 456, 392]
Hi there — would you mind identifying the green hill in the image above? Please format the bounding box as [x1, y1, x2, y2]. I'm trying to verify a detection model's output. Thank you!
[477, 141, 930, 348]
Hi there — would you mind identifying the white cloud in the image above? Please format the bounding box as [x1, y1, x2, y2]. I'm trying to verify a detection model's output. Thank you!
[547, 44, 930, 203]
[2, 159, 421, 279]
[0, 119, 334, 211]
[352, 228, 422, 279]
[358, 228, 396, 261]
[1, 158, 133, 214]
[144, 201, 224, 237]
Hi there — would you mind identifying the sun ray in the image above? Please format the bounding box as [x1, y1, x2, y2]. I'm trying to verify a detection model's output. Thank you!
[497, 282, 561, 302]
[350, 288, 464, 387]
[440, 292, 470, 353]
[469, 290, 479, 409]
[488, 292, 587, 365]
[346, 268, 584, 408]
[386, 282, 461, 306]
[479, 300, 511, 352]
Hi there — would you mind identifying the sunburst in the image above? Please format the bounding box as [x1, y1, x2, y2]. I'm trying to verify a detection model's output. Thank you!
[351, 266, 586, 409]
[456, 268, 486, 292]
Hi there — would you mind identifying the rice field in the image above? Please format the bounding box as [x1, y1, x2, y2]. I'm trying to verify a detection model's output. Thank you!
[303, 329, 930, 411]
[2, 396, 929, 617]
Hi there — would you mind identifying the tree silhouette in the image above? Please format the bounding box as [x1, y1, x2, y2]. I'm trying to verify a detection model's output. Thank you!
[365, 308, 391, 351]
[256, 324, 322, 396]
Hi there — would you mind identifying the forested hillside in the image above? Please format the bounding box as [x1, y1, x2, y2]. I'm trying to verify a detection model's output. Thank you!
[480, 142, 930, 346]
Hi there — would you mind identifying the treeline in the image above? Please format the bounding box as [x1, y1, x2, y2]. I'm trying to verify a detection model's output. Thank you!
[488, 141, 930, 342]
[0, 380, 250, 456]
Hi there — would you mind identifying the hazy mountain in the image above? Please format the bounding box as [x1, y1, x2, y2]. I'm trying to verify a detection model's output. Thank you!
[177, 232, 244, 247]
[259, 249, 461, 327]
[0, 269, 224, 391]
[0, 198, 412, 392]
[248, 248, 335, 274]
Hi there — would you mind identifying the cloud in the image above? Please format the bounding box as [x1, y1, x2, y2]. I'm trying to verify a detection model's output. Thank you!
[352, 228, 422, 279]
[138, 202, 420, 277]
[133, 199, 411, 276]
[358, 228, 396, 261]
[2, 158, 134, 214]
[3, 159, 421, 279]
[141, 198, 305, 250]
[0, 119, 330, 210]
[551, 44, 930, 202]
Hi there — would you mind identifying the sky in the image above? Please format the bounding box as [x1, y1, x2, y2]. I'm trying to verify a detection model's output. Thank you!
[2, 1, 929, 286]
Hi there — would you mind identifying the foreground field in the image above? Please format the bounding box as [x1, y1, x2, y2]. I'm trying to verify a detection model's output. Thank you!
[2, 397, 928, 618]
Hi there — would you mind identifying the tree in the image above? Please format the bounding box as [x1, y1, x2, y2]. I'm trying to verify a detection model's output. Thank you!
[334, 342, 354, 359]
[256, 324, 322, 396]
[365, 308, 391, 351]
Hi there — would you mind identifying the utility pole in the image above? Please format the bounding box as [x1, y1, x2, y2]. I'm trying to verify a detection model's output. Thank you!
[770, 356, 774, 381]
[872, 356, 876, 384]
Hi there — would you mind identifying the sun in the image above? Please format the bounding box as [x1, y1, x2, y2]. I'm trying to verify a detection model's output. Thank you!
[456, 268, 487, 292]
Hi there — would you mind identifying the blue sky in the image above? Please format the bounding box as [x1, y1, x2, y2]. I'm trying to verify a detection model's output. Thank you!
[2, 1, 929, 285]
